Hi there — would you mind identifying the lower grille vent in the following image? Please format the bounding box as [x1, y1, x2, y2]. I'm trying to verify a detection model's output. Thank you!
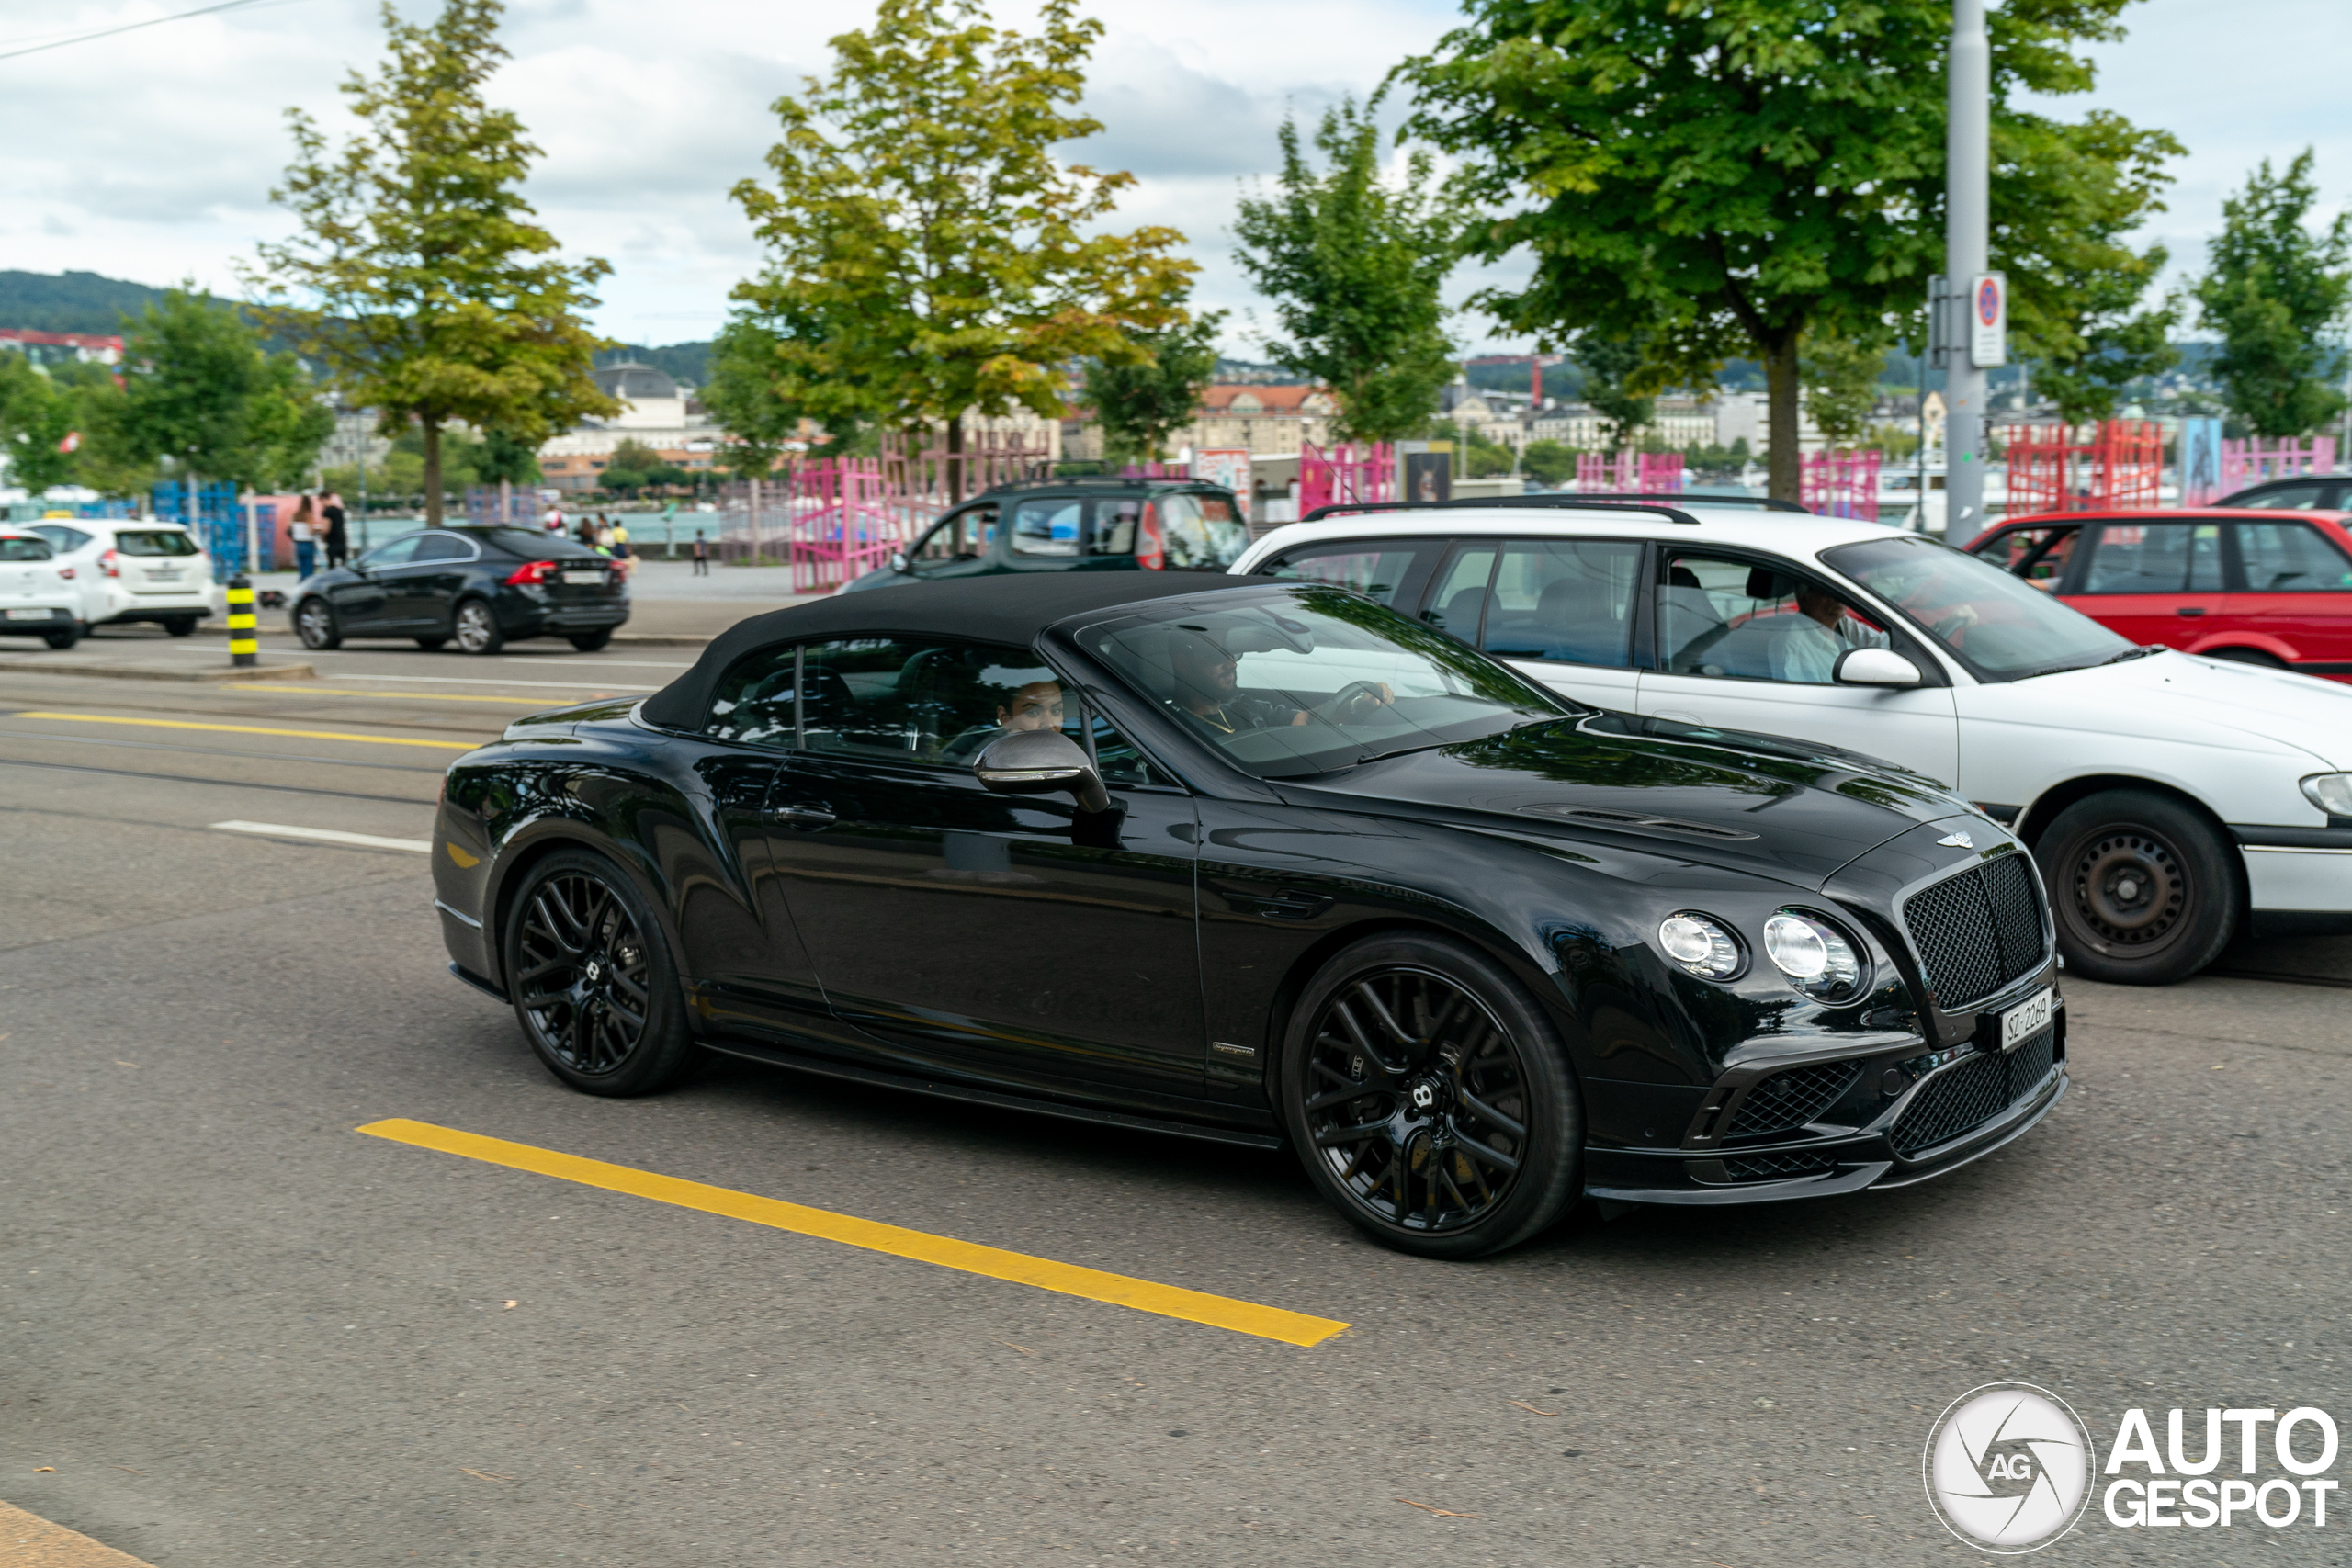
[1891, 1028, 2058, 1156]
[1722, 1152, 1837, 1183]
[1725, 1060, 1862, 1138]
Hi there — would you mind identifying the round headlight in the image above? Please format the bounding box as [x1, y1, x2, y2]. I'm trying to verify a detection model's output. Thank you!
[1658, 913, 1742, 979]
[1764, 911, 1866, 1001]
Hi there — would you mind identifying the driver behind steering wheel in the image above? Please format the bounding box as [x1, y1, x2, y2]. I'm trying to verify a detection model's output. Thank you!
[1165, 630, 1394, 735]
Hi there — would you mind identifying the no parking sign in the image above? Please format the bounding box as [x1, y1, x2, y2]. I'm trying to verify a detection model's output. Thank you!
[1970, 272, 2007, 368]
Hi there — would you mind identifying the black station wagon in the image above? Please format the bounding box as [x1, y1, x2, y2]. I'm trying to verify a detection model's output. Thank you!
[431, 572, 2068, 1258]
[840, 479, 1250, 593]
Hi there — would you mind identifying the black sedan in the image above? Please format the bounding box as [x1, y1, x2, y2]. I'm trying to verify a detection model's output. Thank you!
[431, 572, 2067, 1258]
[292, 526, 630, 654]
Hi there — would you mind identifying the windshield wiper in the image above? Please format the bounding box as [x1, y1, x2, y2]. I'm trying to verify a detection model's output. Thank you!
[2101, 645, 2165, 664]
[1354, 739, 1453, 766]
[2009, 644, 2165, 682]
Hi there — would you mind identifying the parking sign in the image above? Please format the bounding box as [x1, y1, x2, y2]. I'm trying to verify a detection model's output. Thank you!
[1970, 273, 2007, 368]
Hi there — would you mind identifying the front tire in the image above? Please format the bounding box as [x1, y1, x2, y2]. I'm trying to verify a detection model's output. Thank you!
[42, 625, 79, 650]
[453, 599, 504, 655]
[295, 597, 341, 649]
[1279, 932, 1581, 1258]
[503, 850, 696, 1096]
[2033, 789, 2239, 985]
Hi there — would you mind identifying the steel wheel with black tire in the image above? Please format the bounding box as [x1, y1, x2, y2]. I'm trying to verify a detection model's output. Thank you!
[2032, 788, 2239, 985]
[569, 628, 613, 652]
[453, 599, 504, 655]
[503, 850, 696, 1095]
[295, 597, 341, 649]
[1279, 932, 1581, 1258]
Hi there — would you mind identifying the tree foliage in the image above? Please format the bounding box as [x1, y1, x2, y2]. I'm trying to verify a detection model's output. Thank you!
[1800, 328, 1891, 446]
[247, 0, 616, 523]
[0, 355, 81, 494]
[1574, 335, 1656, 453]
[1399, 0, 2179, 500]
[1082, 310, 1225, 462]
[1232, 98, 1466, 444]
[729, 0, 1193, 475]
[699, 317, 810, 480]
[2192, 150, 2352, 439]
[108, 288, 332, 495]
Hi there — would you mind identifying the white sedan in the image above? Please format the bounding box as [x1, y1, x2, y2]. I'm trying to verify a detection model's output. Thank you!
[0, 529, 86, 648]
[1235, 499, 2352, 985]
[27, 519, 221, 636]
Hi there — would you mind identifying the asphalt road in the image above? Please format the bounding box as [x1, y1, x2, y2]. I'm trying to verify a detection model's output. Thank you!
[5, 637, 2350, 1567]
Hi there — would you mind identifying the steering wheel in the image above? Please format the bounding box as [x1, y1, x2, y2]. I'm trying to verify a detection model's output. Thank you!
[1324, 680, 1393, 724]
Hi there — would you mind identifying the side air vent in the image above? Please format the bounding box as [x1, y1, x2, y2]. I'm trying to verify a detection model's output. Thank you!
[1517, 805, 1758, 840]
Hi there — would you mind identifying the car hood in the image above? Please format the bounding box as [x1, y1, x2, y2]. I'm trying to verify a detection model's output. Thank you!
[1280, 712, 1967, 890]
[1996, 649, 2352, 768]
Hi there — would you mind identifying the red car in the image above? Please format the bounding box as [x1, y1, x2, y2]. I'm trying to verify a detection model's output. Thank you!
[1964, 508, 2352, 682]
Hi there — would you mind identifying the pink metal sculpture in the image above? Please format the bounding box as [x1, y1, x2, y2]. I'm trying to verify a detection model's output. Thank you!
[2220, 435, 2338, 497]
[1801, 449, 1883, 523]
[1298, 441, 1396, 516]
[1574, 452, 1686, 493]
[2005, 422, 2163, 515]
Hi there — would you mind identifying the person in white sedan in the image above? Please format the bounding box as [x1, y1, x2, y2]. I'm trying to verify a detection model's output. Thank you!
[1774, 580, 1892, 682]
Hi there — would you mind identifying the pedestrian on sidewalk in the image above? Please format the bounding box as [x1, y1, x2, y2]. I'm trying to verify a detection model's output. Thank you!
[692, 529, 709, 575]
[289, 494, 319, 579]
[320, 491, 348, 568]
[543, 502, 565, 536]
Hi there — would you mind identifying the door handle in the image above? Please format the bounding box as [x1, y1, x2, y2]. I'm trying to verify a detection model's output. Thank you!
[765, 801, 836, 829]
[2176, 607, 2207, 617]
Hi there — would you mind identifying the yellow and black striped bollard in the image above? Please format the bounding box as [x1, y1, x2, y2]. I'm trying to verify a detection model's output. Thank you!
[225, 574, 258, 668]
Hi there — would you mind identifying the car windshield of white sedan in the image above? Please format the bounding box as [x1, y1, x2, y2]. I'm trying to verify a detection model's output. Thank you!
[1824, 536, 2132, 680]
[1082, 587, 1570, 778]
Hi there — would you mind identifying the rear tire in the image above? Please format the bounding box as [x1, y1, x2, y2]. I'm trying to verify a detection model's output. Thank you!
[1279, 932, 1581, 1259]
[295, 597, 341, 650]
[2033, 789, 2239, 985]
[568, 629, 614, 652]
[502, 850, 697, 1096]
[164, 615, 198, 637]
[41, 625, 79, 650]
[453, 599, 504, 655]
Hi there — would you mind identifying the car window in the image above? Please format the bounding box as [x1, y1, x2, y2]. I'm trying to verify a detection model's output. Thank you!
[1157, 493, 1249, 569]
[478, 527, 600, 559]
[1261, 539, 1432, 608]
[2080, 522, 2222, 594]
[29, 525, 93, 552]
[1481, 538, 1643, 667]
[1656, 551, 1893, 684]
[913, 508, 995, 565]
[1092, 498, 1142, 557]
[705, 645, 806, 750]
[1425, 546, 1499, 642]
[1080, 584, 1567, 781]
[357, 535, 424, 570]
[0, 536, 53, 561]
[1970, 525, 2078, 592]
[113, 529, 199, 558]
[2235, 521, 2352, 592]
[1010, 499, 1081, 558]
[1823, 535, 2132, 682]
[2227, 482, 2328, 510]
[410, 533, 472, 562]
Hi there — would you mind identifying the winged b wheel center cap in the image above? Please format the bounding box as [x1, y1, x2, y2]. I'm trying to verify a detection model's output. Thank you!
[1410, 1082, 1438, 1111]
[583, 959, 602, 982]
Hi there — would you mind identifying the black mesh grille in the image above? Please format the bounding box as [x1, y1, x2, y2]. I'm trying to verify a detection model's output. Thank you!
[1903, 853, 2050, 1010]
[1724, 1061, 1863, 1138]
[1891, 1027, 2059, 1156]
[1723, 1151, 1837, 1182]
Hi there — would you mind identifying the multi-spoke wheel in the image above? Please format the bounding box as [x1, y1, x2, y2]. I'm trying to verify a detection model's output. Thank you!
[503, 850, 696, 1095]
[454, 598, 504, 655]
[1280, 933, 1580, 1258]
[2034, 789, 2238, 985]
[295, 597, 340, 649]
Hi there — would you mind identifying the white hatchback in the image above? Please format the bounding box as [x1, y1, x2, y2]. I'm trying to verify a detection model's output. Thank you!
[0, 529, 86, 648]
[28, 519, 220, 636]
[1235, 499, 2352, 985]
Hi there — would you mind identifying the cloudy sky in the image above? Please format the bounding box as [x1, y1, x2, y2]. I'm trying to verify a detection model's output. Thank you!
[2, 0, 2346, 357]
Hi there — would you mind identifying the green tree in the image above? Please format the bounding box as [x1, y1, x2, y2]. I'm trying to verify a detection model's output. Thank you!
[1521, 437, 1577, 486]
[110, 288, 334, 502]
[699, 317, 807, 481]
[1458, 425, 1517, 478]
[472, 426, 542, 486]
[1576, 336, 1654, 453]
[1800, 329, 1891, 446]
[1081, 310, 1225, 462]
[247, 0, 617, 525]
[2192, 151, 2352, 438]
[1233, 97, 1465, 443]
[730, 0, 1193, 491]
[1400, 0, 2180, 502]
[0, 355, 79, 494]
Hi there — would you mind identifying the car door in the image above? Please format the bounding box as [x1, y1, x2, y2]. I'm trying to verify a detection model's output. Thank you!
[756, 635, 1207, 1101]
[1003, 495, 1087, 574]
[334, 534, 421, 629]
[386, 531, 476, 630]
[2067, 518, 2225, 649]
[2225, 517, 2352, 670]
[904, 505, 999, 582]
[1457, 536, 1647, 710]
[1631, 547, 1962, 784]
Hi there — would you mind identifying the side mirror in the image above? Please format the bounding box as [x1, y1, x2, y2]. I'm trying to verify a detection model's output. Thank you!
[891, 551, 910, 573]
[974, 728, 1110, 814]
[1834, 647, 1925, 687]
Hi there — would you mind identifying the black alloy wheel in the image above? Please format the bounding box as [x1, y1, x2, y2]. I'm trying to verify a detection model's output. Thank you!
[1281, 933, 1580, 1258]
[295, 597, 341, 649]
[454, 598, 504, 655]
[569, 628, 614, 652]
[2033, 788, 2238, 985]
[503, 851, 696, 1095]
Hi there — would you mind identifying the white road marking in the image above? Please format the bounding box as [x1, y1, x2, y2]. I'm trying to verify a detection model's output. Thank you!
[499, 657, 695, 669]
[306, 671, 659, 690]
[211, 820, 432, 853]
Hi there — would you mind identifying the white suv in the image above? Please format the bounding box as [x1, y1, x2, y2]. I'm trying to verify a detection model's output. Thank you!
[1234, 498, 2352, 985]
[0, 529, 85, 648]
[28, 519, 220, 636]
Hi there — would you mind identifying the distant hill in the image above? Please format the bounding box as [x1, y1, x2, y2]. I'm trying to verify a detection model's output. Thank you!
[0, 270, 183, 334]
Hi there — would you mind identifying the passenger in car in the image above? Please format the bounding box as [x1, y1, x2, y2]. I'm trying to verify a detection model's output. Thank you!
[1773, 580, 1893, 682]
[997, 679, 1065, 733]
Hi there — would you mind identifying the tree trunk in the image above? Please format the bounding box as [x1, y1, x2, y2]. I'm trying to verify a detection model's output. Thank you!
[422, 417, 444, 527]
[944, 414, 967, 502]
[1762, 336, 1803, 506]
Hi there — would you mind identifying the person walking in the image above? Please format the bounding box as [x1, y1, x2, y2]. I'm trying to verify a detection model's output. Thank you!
[692, 529, 709, 576]
[320, 491, 348, 569]
[543, 502, 565, 535]
[289, 494, 319, 579]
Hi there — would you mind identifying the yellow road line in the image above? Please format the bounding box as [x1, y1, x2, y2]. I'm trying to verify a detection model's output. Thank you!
[358, 1118, 1350, 1348]
[14, 712, 478, 751]
[234, 683, 611, 705]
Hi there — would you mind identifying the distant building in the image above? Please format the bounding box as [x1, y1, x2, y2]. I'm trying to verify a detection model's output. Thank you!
[0, 328, 123, 367]
[1184, 385, 1339, 456]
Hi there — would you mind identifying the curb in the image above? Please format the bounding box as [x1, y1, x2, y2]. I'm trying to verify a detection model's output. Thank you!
[0, 661, 319, 684]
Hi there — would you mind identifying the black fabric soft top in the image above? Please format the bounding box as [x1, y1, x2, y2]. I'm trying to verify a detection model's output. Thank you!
[639, 570, 1286, 729]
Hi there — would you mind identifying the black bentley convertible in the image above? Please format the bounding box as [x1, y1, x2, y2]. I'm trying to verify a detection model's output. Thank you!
[431, 572, 2066, 1258]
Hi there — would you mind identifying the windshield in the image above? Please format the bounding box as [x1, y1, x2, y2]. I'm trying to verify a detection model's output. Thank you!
[477, 527, 601, 559]
[115, 529, 199, 557]
[1824, 535, 2132, 681]
[0, 536, 53, 561]
[1080, 584, 1569, 779]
